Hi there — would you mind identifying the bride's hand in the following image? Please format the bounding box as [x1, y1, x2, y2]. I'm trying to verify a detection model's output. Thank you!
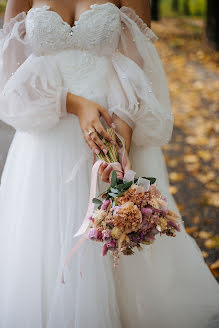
[66, 92, 115, 155]
[98, 150, 132, 183]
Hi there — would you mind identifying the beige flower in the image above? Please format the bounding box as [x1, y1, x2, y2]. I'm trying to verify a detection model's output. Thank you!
[148, 197, 167, 210]
[112, 201, 142, 234]
[117, 185, 150, 207]
[93, 209, 107, 225]
[158, 217, 168, 231]
[166, 209, 180, 222]
[111, 226, 122, 239]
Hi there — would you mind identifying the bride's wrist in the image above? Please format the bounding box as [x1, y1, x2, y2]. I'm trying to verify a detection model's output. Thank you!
[66, 92, 85, 116]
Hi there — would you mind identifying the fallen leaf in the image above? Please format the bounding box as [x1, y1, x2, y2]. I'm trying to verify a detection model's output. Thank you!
[204, 235, 219, 249]
[184, 154, 199, 164]
[192, 217, 200, 225]
[199, 231, 213, 240]
[186, 226, 199, 234]
[169, 185, 178, 194]
[201, 251, 208, 259]
[197, 150, 212, 162]
[210, 259, 219, 278]
[169, 172, 184, 182]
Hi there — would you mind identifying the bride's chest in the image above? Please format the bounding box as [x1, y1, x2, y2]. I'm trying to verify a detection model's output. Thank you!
[25, 3, 121, 55]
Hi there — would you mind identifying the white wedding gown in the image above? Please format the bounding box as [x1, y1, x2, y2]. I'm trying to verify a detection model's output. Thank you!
[0, 3, 219, 327]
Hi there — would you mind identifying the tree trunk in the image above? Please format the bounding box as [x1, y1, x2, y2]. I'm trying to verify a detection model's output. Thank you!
[206, 0, 219, 50]
[172, 0, 179, 12]
[183, 0, 190, 15]
[151, 0, 160, 21]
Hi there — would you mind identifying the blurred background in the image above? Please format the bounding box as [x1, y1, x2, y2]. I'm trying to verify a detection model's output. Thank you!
[0, 0, 218, 279]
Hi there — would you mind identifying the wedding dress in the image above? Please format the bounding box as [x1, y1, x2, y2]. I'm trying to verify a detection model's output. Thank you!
[0, 3, 219, 327]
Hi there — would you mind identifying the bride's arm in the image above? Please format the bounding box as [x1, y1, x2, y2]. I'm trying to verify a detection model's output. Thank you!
[4, 0, 31, 23]
[3, 0, 115, 155]
[120, 0, 151, 27]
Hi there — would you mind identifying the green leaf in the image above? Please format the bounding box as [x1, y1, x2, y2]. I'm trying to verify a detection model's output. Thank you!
[116, 181, 133, 191]
[117, 191, 125, 197]
[109, 193, 118, 198]
[106, 194, 110, 200]
[117, 179, 124, 185]
[110, 171, 117, 188]
[92, 198, 103, 205]
[110, 187, 119, 194]
[142, 177, 156, 184]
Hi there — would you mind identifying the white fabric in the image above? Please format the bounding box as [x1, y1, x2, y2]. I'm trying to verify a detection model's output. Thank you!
[0, 3, 219, 328]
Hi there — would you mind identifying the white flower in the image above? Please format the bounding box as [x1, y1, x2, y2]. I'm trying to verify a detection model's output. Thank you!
[93, 209, 106, 223]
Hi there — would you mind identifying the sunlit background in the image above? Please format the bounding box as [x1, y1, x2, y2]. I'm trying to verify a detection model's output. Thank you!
[0, 0, 218, 279]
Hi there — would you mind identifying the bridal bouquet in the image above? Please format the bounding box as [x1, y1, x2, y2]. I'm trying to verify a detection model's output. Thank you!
[88, 129, 181, 266]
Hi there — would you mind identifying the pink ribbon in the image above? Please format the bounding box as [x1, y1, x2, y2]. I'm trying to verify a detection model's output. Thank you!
[61, 132, 128, 283]
[61, 159, 103, 284]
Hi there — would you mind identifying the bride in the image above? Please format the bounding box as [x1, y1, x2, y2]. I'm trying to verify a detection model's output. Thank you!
[0, 0, 219, 327]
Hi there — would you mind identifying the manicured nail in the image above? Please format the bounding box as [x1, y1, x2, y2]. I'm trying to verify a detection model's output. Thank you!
[111, 123, 116, 129]
[95, 149, 100, 155]
[103, 149, 108, 155]
[110, 140, 116, 145]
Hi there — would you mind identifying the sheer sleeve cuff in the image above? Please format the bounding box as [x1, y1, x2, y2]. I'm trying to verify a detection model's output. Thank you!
[59, 87, 69, 117]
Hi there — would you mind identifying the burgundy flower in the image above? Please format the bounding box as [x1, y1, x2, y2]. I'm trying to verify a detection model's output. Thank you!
[168, 220, 180, 232]
[102, 244, 108, 256]
[101, 200, 111, 211]
[106, 240, 116, 249]
[141, 207, 153, 216]
[144, 233, 155, 241]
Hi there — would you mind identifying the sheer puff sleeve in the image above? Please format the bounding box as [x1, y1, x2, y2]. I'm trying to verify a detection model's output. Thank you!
[0, 12, 68, 133]
[107, 7, 174, 147]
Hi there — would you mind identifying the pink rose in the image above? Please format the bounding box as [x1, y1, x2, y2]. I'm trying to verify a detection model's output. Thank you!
[88, 228, 99, 240]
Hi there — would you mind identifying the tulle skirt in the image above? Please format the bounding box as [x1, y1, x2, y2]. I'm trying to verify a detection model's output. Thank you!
[0, 114, 219, 328]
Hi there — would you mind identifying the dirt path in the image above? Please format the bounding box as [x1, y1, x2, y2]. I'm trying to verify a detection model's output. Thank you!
[153, 17, 219, 280]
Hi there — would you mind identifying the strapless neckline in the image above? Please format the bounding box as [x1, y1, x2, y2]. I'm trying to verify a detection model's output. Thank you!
[27, 2, 120, 30]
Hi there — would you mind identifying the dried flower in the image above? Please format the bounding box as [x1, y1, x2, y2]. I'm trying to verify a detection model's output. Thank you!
[89, 228, 100, 240]
[102, 244, 108, 256]
[168, 220, 180, 232]
[106, 240, 117, 249]
[117, 185, 149, 207]
[113, 202, 142, 234]
[93, 209, 107, 225]
[101, 200, 111, 211]
[102, 229, 111, 240]
[111, 226, 122, 239]
[141, 207, 153, 216]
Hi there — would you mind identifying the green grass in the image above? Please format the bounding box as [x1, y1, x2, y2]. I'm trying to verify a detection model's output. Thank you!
[0, 1, 7, 13]
[160, 0, 206, 18]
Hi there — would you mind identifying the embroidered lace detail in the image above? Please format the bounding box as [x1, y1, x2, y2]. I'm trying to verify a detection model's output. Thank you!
[120, 6, 158, 43]
[25, 3, 121, 56]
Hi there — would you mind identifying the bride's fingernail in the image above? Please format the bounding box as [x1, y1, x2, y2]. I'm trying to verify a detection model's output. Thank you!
[95, 149, 100, 155]
[111, 123, 116, 129]
[110, 140, 116, 145]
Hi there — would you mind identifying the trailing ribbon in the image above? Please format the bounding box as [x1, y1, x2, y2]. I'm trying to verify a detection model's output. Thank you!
[60, 131, 133, 283]
[61, 159, 103, 284]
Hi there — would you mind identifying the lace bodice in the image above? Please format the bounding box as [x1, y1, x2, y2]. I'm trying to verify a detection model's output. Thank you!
[25, 3, 121, 56]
